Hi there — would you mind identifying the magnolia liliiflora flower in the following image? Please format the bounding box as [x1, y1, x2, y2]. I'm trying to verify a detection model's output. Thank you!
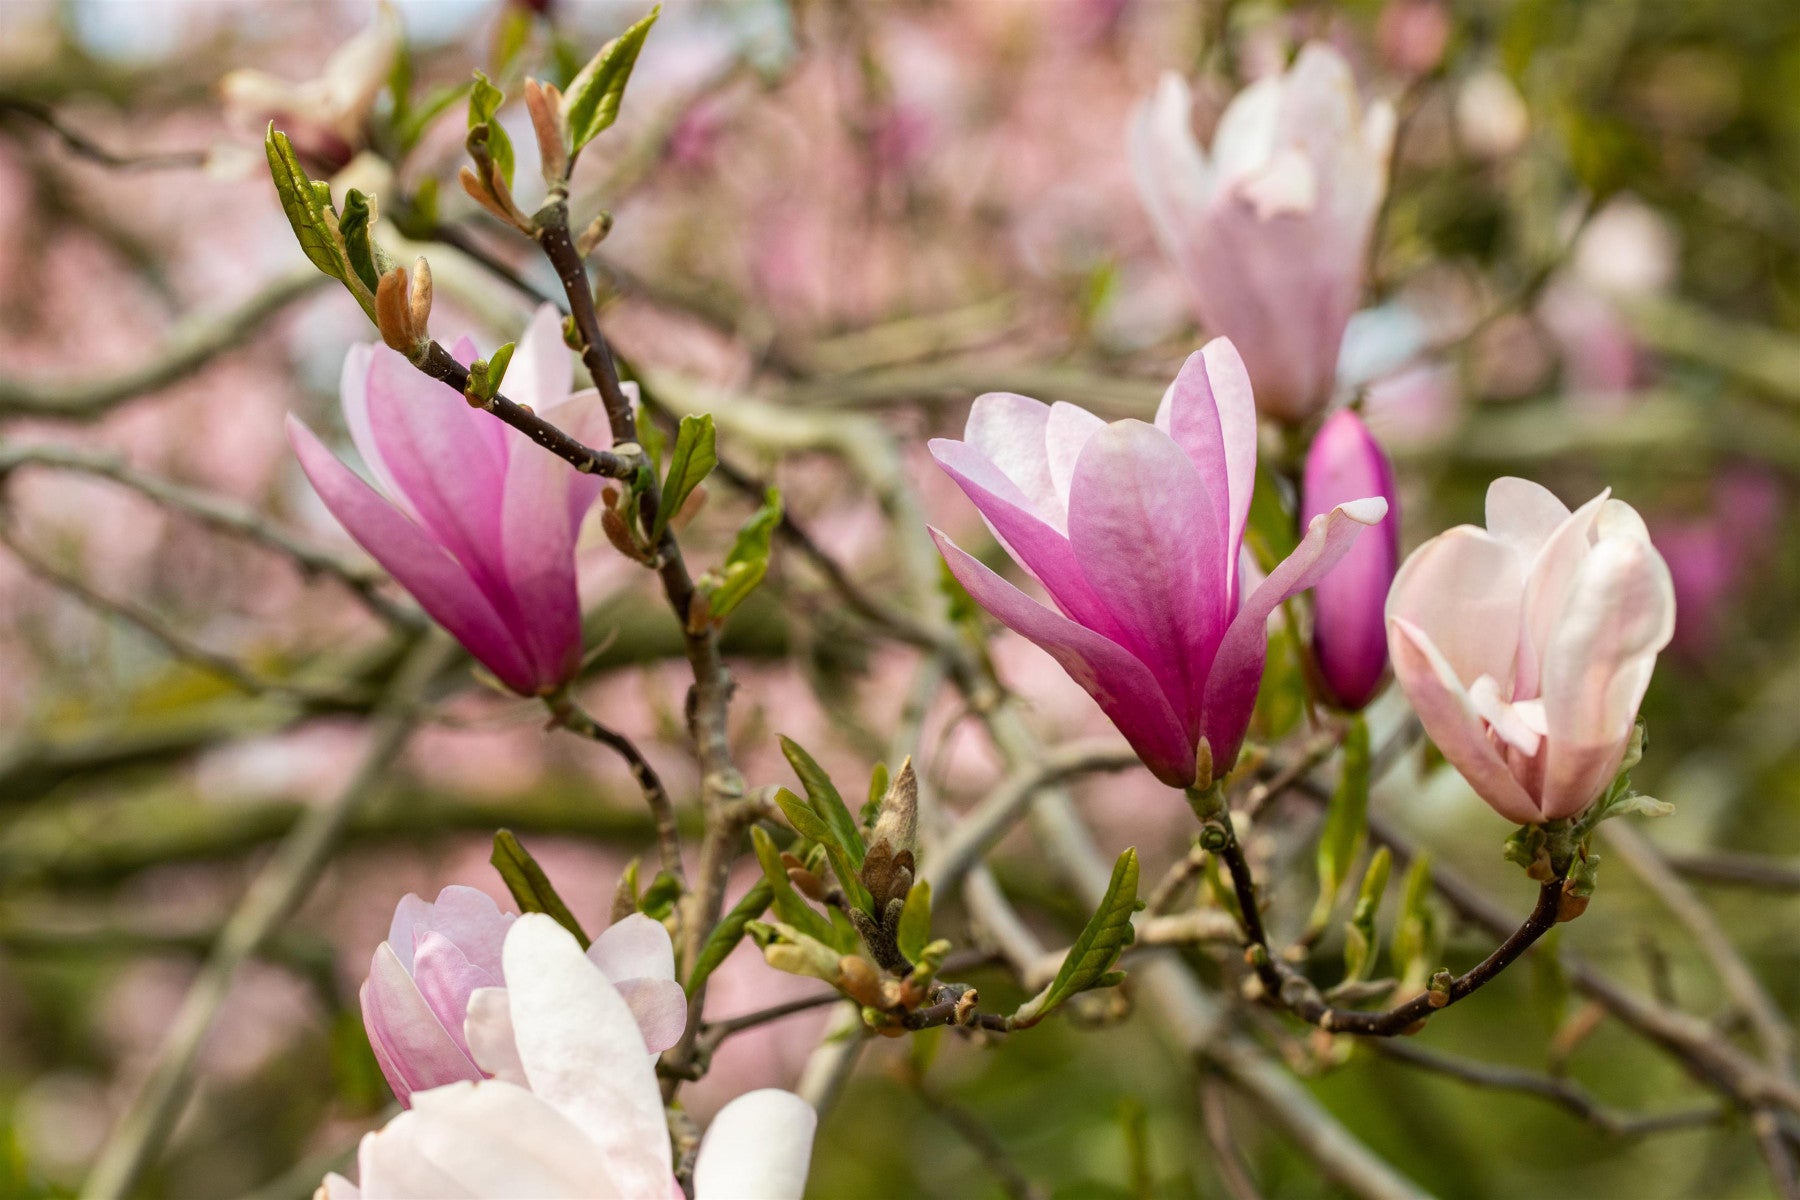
[289, 306, 613, 696]
[1302, 410, 1399, 710]
[1130, 44, 1394, 424]
[361, 887, 686, 1105]
[930, 339, 1387, 789]
[1387, 478, 1676, 825]
[220, 4, 400, 173]
[321, 914, 817, 1200]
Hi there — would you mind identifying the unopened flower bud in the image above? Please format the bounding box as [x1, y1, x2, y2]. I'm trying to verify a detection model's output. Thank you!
[577, 210, 615, 257]
[1303, 411, 1398, 710]
[407, 256, 432, 333]
[837, 955, 884, 1006]
[860, 758, 918, 909]
[524, 78, 569, 183]
[375, 266, 427, 358]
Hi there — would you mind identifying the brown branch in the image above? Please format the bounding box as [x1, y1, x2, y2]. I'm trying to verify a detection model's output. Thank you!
[545, 691, 684, 887]
[0, 97, 208, 171]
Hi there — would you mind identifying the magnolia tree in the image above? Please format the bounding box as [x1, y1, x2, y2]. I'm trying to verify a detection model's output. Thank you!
[2, 2, 1796, 1198]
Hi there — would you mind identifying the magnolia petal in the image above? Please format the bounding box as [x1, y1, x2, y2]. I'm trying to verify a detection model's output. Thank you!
[288, 417, 537, 693]
[1385, 523, 1524, 692]
[1514, 491, 1608, 698]
[1045, 402, 1106, 513]
[314, 1171, 361, 1200]
[1202, 499, 1386, 768]
[693, 1089, 818, 1200]
[1302, 410, 1398, 709]
[1484, 476, 1572, 562]
[501, 304, 574, 412]
[933, 529, 1195, 786]
[385, 893, 434, 974]
[1538, 530, 1675, 818]
[411, 933, 496, 1059]
[929, 438, 1126, 639]
[1389, 618, 1542, 825]
[1209, 74, 1283, 184]
[1155, 339, 1258, 596]
[418, 886, 513, 979]
[1128, 72, 1212, 273]
[536, 388, 613, 532]
[502, 915, 671, 1196]
[963, 393, 1062, 526]
[462, 987, 527, 1087]
[614, 977, 689, 1054]
[1067, 420, 1228, 732]
[1467, 676, 1543, 757]
[361, 945, 478, 1104]
[359, 1081, 616, 1199]
[587, 913, 677, 983]
[496, 421, 585, 691]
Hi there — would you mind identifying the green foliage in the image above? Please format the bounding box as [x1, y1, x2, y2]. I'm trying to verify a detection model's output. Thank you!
[1012, 848, 1142, 1028]
[749, 825, 847, 950]
[465, 341, 515, 404]
[653, 413, 716, 544]
[468, 70, 515, 189]
[698, 489, 781, 623]
[490, 829, 590, 947]
[1309, 716, 1371, 935]
[862, 760, 889, 828]
[1342, 847, 1392, 984]
[264, 127, 376, 320]
[777, 736, 870, 912]
[638, 870, 681, 920]
[563, 7, 660, 154]
[687, 878, 771, 997]
[896, 879, 932, 965]
[1390, 854, 1439, 990]
[338, 189, 381, 292]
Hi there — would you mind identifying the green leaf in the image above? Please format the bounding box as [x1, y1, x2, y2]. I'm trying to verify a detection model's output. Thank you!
[779, 736, 865, 867]
[563, 6, 660, 154]
[863, 761, 889, 828]
[1342, 847, 1392, 983]
[896, 879, 932, 964]
[1390, 853, 1438, 988]
[491, 829, 590, 947]
[1308, 716, 1371, 935]
[339, 189, 381, 292]
[1012, 848, 1142, 1028]
[638, 870, 681, 920]
[749, 825, 843, 949]
[687, 879, 772, 997]
[653, 413, 716, 544]
[700, 489, 781, 622]
[396, 81, 474, 153]
[492, 5, 535, 75]
[469, 70, 515, 189]
[264, 127, 374, 320]
[774, 786, 834, 845]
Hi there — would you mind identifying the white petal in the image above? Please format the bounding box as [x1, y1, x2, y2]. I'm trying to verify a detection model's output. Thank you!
[694, 1090, 817, 1200]
[463, 987, 527, 1087]
[586, 913, 677, 983]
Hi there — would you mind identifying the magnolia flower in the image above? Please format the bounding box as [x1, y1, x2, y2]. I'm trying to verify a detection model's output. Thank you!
[320, 915, 816, 1200]
[220, 4, 400, 173]
[1130, 45, 1394, 424]
[362, 887, 687, 1106]
[1387, 478, 1676, 825]
[1302, 410, 1398, 709]
[930, 339, 1387, 788]
[289, 306, 613, 696]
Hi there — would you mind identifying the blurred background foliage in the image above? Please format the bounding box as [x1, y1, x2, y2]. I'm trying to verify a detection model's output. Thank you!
[2, 0, 1800, 1197]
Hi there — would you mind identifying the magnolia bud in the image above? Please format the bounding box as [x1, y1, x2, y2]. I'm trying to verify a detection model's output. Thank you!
[524, 78, 569, 183]
[860, 758, 918, 910]
[407, 256, 433, 333]
[1302, 411, 1398, 710]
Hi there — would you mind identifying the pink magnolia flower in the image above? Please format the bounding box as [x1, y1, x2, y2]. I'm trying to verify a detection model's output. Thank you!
[1130, 45, 1394, 424]
[929, 339, 1387, 788]
[321, 915, 816, 1200]
[220, 5, 400, 173]
[1302, 410, 1398, 709]
[1387, 478, 1676, 825]
[288, 306, 612, 697]
[361, 887, 686, 1106]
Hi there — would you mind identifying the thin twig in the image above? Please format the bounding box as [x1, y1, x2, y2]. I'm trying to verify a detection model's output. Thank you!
[1371, 1040, 1726, 1138]
[0, 271, 325, 419]
[0, 97, 209, 170]
[545, 690, 685, 887]
[79, 636, 453, 1200]
[1200, 1078, 1265, 1200]
[0, 442, 417, 627]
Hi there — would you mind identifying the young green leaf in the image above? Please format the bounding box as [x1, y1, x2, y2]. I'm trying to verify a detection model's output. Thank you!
[653, 413, 716, 544]
[863, 761, 889, 828]
[699, 489, 781, 621]
[264, 127, 374, 320]
[896, 879, 932, 965]
[779, 736, 864, 866]
[491, 829, 590, 947]
[1308, 716, 1371, 936]
[338, 189, 382, 292]
[686, 878, 771, 997]
[638, 870, 681, 920]
[468, 70, 515, 189]
[1011, 848, 1142, 1028]
[1341, 846, 1392, 983]
[563, 6, 660, 154]
[749, 825, 842, 949]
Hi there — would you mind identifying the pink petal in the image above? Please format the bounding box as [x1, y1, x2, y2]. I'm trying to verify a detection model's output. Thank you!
[963, 393, 1062, 527]
[535, 387, 613, 532]
[587, 913, 676, 983]
[614, 977, 689, 1054]
[500, 304, 574, 412]
[422, 885, 514, 979]
[1044, 402, 1105, 514]
[1389, 618, 1542, 825]
[1202, 498, 1387, 769]
[1154, 339, 1258, 599]
[289, 416, 537, 693]
[1128, 72, 1211, 279]
[462, 987, 526, 1086]
[1067, 420, 1228, 732]
[1485, 476, 1574, 564]
[1384, 523, 1523, 693]
[930, 438, 1128, 641]
[385, 893, 434, 974]
[412, 933, 498, 1059]
[1537, 529, 1675, 819]
[1513, 491, 1608, 697]
[1301, 410, 1398, 709]
[693, 1089, 817, 1200]
[933, 529, 1195, 786]
[497, 422, 586, 690]
[361, 944, 479, 1105]
[502, 915, 671, 1197]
